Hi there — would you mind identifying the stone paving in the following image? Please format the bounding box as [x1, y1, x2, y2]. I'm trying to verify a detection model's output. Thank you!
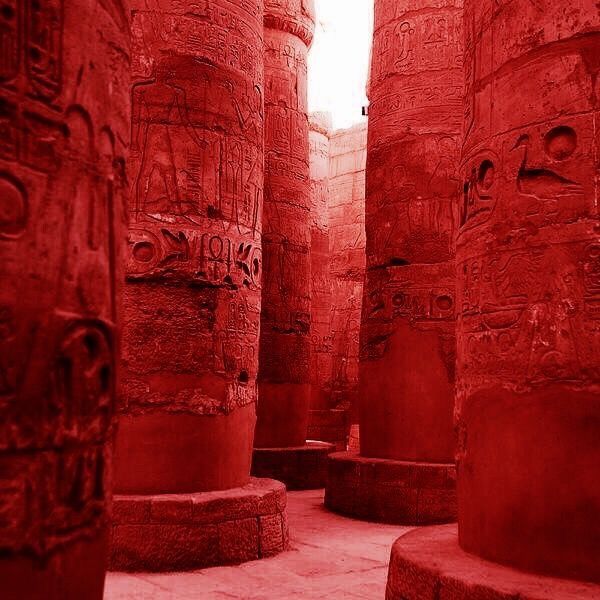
[105, 489, 411, 599]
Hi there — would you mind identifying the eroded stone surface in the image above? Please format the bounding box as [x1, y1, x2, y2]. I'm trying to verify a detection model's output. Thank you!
[110, 479, 288, 572]
[325, 452, 456, 526]
[252, 441, 335, 490]
[308, 111, 333, 411]
[255, 0, 316, 449]
[0, 1, 129, 598]
[386, 526, 600, 600]
[306, 121, 367, 449]
[115, 0, 265, 494]
[457, 0, 600, 582]
[359, 0, 462, 464]
[328, 124, 367, 420]
[106, 489, 411, 599]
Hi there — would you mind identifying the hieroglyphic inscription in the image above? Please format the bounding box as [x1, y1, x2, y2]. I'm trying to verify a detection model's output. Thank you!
[0, 0, 129, 559]
[123, 0, 264, 417]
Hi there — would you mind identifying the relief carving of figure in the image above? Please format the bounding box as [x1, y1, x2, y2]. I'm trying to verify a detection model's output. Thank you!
[131, 58, 208, 218]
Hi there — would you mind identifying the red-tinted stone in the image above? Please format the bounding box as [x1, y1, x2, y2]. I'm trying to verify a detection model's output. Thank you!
[109, 479, 288, 572]
[325, 452, 456, 526]
[252, 441, 335, 490]
[0, 1, 129, 597]
[255, 0, 316, 449]
[360, 0, 463, 464]
[306, 121, 367, 449]
[114, 0, 265, 494]
[456, 0, 600, 583]
[259, 513, 285, 557]
[309, 112, 333, 411]
[328, 124, 367, 422]
[307, 409, 349, 451]
[386, 526, 600, 600]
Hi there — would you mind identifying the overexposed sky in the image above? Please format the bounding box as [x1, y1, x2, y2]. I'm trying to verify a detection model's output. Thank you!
[308, 0, 373, 130]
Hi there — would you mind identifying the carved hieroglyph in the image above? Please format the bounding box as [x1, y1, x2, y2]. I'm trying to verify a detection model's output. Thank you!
[359, 0, 463, 461]
[0, 0, 129, 577]
[116, 0, 264, 493]
[255, 0, 315, 448]
[123, 1, 263, 415]
[457, 0, 600, 582]
[309, 112, 332, 410]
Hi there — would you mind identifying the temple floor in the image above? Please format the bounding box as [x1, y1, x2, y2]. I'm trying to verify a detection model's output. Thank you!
[105, 489, 411, 599]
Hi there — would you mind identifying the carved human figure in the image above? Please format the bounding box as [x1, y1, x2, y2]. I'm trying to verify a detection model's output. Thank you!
[115, 0, 264, 496]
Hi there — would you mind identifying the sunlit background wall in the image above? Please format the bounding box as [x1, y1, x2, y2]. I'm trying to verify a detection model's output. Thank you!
[308, 0, 373, 130]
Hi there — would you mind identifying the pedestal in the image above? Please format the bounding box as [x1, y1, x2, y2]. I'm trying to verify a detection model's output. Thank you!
[109, 478, 288, 572]
[308, 409, 350, 451]
[386, 525, 600, 600]
[252, 441, 335, 490]
[325, 452, 456, 525]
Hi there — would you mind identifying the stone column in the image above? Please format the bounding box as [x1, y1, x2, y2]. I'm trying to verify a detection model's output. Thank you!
[0, 1, 129, 598]
[327, 123, 368, 450]
[308, 111, 332, 412]
[386, 2, 600, 598]
[111, 0, 289, 571]
[255, 0, 315, 449]
[325, 0, 462, 524]
[252, 0, 333, 489]
[456, 0, 600, 583]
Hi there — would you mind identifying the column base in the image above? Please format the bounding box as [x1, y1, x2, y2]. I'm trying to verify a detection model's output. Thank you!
[308, 409, 350, 450]
[325, 451, 456, 525]
[109, 478, 288, 572]
[386, 524, 600, 599]
[252, 441, 335, 490]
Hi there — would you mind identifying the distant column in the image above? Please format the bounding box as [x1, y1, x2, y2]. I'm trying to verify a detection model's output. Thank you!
[386, 2, 600, 597]
[360, 0, 462, 465]
[252, 1, 336, 489]
[325, 0, 462, 525]
[328, 124, 368, 447]
[0, 1, 130, 598]
[308, 111, 332, 412]
[255, 0, 316, 449]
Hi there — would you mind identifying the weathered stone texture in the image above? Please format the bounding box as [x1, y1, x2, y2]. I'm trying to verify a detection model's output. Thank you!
[360, 0, 463, 463]
[115, 0, 265, 493]
[325, 452, 456, 526]
[328, 124, 367, 416]
[110, 479, 288, 572]
[386, 526, 600, 600]
[309, 111, 333, 411]
[255, 0, 316, 449]
[0, 0, 130, 597]
[457, 0, 600, 582]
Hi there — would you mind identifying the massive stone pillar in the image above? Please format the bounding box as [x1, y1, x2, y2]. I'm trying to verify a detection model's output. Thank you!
[325, 0, 462, 524]
[110, 0, 289, 571]
[308, 112, 333, 413]
[326, 123, 368, 450]
[252, 0, 333, 489]
[308, 123, 368, 451]
[0, 1, 130, 598]
[386, 1, 600, 598]
[255, 0, 315, 449]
